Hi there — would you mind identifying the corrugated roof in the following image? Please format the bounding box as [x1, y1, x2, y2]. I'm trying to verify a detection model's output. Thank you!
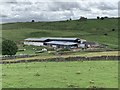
[25, 38, 48, 41]
[48, 37, 79, 41]
[45, 41, 78, 46]
[25, 37, 79, 41]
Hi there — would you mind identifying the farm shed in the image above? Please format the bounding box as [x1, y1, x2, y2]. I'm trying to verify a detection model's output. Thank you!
[24, 37, 87, 49]
[24, 38, 49, 46]
[44, 41, 78, 48]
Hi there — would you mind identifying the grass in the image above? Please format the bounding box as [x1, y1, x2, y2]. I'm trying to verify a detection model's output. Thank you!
[1, 51, 119, 63]
[1, 18, 119, 88]
[1, 18, 118, 50]
[17, 45, 54, 55]
[2, 61, 118, 88]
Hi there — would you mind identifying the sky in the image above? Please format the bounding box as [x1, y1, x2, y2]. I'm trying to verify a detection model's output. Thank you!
[0, 0, 119, 23]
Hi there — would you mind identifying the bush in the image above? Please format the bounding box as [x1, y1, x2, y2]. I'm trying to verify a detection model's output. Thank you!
[104, 33, 108, 36]
[101, 17, 104, 20]
[104, 16, 108, 18]
[2, 40, 18, 55]
[79, 16, 87, 21]
[66, 19, 69, 21]
[112, 29, 115, 31]
[97, 16, 100, 19]
[59, 48, 70, 51]
[31, 20, 35, 22]
[34, 72, 40, 76]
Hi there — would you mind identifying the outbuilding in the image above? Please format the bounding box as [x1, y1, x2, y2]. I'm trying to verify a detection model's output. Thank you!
[44, 41, 78, 48]
[24, 38, 49, 46]
[24, 37, 87, 49]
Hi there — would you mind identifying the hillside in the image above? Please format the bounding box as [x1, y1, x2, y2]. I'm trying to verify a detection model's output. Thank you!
[1, 18, 118, 49]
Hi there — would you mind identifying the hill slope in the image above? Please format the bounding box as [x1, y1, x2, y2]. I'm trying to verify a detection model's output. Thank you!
[1, 18, 118, 49]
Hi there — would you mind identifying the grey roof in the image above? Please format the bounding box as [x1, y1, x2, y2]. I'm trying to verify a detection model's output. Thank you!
[48, 37, 79, 41]
[45, 41, 78, 46]
[25, 37, 79, 41]
[25, 38, 48, 41]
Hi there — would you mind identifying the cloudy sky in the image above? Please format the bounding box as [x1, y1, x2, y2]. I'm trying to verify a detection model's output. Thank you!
[0, 0, 119, 23]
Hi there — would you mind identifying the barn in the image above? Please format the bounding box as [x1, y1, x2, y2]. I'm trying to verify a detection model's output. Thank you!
[24, 38, 49, 46]
[44, 41, 78, 48]
[24, 37, 81, 48]
[24, 37, 100, 49]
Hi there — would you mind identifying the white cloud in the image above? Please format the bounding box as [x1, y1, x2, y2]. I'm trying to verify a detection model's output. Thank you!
[0, 0, 119, 23]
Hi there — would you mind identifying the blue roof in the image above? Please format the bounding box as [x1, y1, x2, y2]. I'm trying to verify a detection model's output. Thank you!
[45, 41, 78, 46]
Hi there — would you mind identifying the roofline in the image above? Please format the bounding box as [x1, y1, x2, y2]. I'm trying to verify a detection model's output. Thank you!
[24, 37, 80, 41]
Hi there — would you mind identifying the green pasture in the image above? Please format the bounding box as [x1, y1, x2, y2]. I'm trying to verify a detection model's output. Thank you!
[2, 61, 118, 88]
[1, 18, 119, 88]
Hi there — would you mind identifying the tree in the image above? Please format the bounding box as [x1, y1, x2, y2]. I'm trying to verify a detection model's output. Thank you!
[104, 33, 108, 36]
[79, 16, 87, 21]
[2, 40, 18, 55]
[31, 20, 35, 22]
[104, 16, 108, 18]
[97, 16, 100, 19]
[112, 29, 115, 31]
[101, 17, 104, 20]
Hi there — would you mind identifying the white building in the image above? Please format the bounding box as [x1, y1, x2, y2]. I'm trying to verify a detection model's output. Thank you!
[24, 38, 48, 46]
[24, 37, 88, 49]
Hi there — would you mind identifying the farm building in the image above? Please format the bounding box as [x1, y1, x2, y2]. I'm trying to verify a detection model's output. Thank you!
[44, 41, 78, 48]
[24, 38, 49, 46]
[24, 37, 99, 49]
[82, 41, 99, 48]
[24, 37, 82, 48]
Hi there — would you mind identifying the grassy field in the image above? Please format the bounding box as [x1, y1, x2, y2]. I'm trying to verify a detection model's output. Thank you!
[2, 61, 118, 88]
[1, 18, 119, 88]
[1, 18, 118, 49]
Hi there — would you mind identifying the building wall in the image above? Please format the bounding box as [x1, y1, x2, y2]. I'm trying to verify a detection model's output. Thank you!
[24, 42, 44, 46]
[78, 44, 85, 48]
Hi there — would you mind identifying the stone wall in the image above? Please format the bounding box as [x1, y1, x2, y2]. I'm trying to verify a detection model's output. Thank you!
[1, 56, 119, 64]
[2, 55, 38, 60]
